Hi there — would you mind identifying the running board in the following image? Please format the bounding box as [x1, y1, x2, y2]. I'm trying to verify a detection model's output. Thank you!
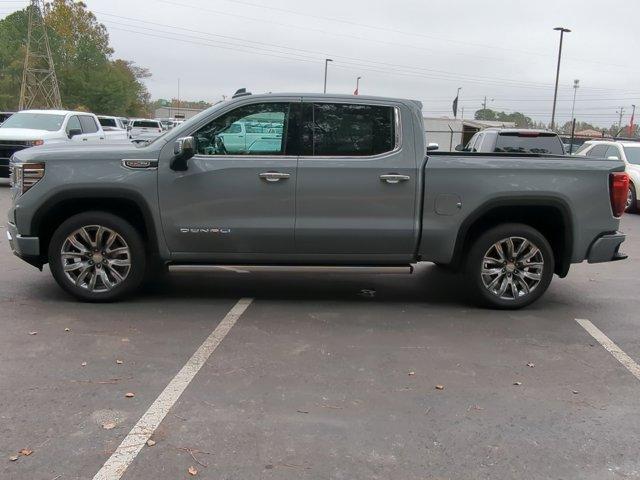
[168, 265, 413, 274]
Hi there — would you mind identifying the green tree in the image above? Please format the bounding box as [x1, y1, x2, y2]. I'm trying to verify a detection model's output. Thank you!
[0, 1, 151, 115]
[474, 108, 535, 128]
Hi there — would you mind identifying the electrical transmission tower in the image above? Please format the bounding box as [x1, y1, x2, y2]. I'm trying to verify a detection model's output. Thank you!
[19, 0, 62, 110]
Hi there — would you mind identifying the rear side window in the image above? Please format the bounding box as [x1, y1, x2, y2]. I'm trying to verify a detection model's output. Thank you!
[98, 117, 116, 127]
[79, 116, 98, 134]
[605, 146, 621, 160]
[495, 133, 564, 154]
[303, 103, 396, 156]
[586, 145, 609, 158]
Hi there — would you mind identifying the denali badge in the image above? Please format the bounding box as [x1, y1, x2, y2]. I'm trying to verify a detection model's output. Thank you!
[180, 227, 231, 234]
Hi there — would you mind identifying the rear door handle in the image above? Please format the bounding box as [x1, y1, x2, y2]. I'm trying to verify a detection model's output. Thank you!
[380, 174, 410, 184]
[259, 171, 291, 182]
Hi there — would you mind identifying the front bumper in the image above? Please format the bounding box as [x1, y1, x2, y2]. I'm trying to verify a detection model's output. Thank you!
[587, 231, 627, 263]
[6, 222, 42, 268]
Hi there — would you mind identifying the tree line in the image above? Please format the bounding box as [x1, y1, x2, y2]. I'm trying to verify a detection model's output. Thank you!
[0, 0, 151, 116]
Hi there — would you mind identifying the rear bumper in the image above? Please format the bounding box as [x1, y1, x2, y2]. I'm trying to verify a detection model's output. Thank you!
[587, 231, 627, 263]
[6, 222, 42, 268]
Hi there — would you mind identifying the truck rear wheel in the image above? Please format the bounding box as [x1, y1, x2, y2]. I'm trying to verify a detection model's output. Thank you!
[48, 212, 146, 302]
[466, 224, 554, 309]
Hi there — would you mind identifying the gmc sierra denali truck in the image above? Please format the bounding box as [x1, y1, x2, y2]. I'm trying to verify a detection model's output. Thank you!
[6, 93, 629, 308]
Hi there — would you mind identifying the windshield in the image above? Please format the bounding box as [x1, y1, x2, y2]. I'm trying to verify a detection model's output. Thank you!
[624, 146, 640, 165]
[495, 133, 565, 155]
[144, 101, 226, 147]
[1, 112, 65, 131]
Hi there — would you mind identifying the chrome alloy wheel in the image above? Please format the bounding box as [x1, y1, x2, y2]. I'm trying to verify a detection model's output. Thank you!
[480, 236, 544, 301]
[60, 225, 131, 293]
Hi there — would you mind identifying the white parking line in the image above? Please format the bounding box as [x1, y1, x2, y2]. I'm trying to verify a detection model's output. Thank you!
[575, 318, 640, 381]
[92, 298, 254, 480]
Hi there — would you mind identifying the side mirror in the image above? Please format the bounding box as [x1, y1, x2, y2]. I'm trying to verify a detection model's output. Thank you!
[427, 142, 439, 151]
[68, 128, 82, 139]
[171, 136, 196, 171]
[454, 144, 464, 152]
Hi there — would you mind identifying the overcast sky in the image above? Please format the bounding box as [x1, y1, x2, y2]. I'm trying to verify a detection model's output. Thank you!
[5, 0, 640, 126]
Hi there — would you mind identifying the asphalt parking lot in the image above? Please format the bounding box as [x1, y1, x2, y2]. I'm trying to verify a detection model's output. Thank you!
[1, 178, 640, 480]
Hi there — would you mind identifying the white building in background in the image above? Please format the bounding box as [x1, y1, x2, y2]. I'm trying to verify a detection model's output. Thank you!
[154, 106, 205, 120]
[424, 116, 516, 151]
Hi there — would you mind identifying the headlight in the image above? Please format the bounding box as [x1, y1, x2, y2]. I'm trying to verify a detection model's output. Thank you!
[25, 139, 44, 147]
[10, 162, 45, 195]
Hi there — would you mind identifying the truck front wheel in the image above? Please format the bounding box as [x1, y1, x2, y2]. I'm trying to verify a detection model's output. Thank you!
[48, 212, 146, 302]
[466, 224, 554, 309]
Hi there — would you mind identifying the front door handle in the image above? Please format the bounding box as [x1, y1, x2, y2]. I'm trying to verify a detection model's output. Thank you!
[380, 174, 410, 184]
[259, 171, 291, 182]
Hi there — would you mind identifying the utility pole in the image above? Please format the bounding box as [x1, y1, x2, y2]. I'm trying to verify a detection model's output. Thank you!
[176, 78, 180, 118]
[19, 0, 62, 110]
[630, 104, 636, 137]
[570, 79, 579, 122]
[617, 107, 625, 131]
[323, 59, 332, 94]
[550, 27, 571, 131]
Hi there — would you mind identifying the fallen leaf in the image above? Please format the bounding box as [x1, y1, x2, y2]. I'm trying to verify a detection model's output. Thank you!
[102, 421, 116, 430]
[18, 449, 33, 456]
[572, 390, 579, 395]
[28, 331, 37, 336]
[64, 328, 71, 332]
[435, 385, 444, 390]
[116, 360, 123, 365]
[9, 455, 18, 461]
[513, 381, 522, 386]
[526, 362, 535, 368]
[408, 371, 415, 376]
[81, 362, 87, 367]
[146, 439, 156, 447]
[188, 466, 198, 476]
[125, 392, 135, 398]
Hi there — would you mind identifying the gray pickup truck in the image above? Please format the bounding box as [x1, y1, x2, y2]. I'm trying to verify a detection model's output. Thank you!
[5, 92, 629, 308]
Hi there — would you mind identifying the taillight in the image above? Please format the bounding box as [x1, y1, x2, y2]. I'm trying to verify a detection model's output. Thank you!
[609, 172, 629, 217]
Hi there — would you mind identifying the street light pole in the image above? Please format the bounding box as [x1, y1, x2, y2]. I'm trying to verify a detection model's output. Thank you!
[323, 59, 333, 94]
[570, 79, 579, 123]
[630, 104, 637, 137]
[550, 27, 571, 131]
[354, 76, 361, 95]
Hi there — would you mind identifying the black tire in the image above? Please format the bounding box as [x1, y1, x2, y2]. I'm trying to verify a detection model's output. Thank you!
[465, 223, 555, 310]
[626, 183, 638, 214]
[48, 211, 146, 302]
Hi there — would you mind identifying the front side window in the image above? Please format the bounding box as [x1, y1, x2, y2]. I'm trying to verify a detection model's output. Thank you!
[194, 102, 289, 156]
[303, 103, 396, 156]
[66, 115, 81, 133]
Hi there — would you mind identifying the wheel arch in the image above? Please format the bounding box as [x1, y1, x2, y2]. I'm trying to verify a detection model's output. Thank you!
[31, 188, 160, 263]
[451, 196, 574, 277]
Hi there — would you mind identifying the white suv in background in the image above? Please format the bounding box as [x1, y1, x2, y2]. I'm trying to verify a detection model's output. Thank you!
[575, 140, 640, 212]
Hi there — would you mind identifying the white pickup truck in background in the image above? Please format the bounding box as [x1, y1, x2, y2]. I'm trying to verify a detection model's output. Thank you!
[97, 115, 129, 142]
[0, 110, 107, 177]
